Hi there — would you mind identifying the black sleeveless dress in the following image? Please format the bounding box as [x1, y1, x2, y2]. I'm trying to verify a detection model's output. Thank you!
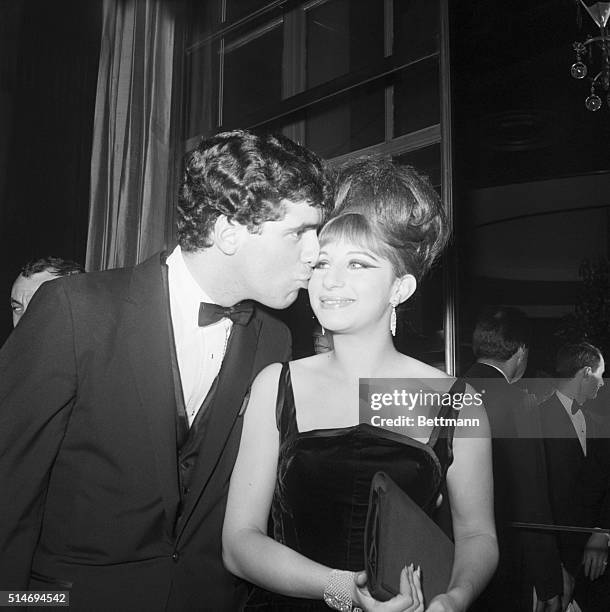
[246, 363, 460, 611]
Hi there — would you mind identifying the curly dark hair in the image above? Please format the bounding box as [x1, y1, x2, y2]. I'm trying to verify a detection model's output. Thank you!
[556, 341, 603, 378]
[322, 156, 450, 281]
[21, 256, 85, 278]
[472, 306, 531, 361]
[177, 130, 332, 251]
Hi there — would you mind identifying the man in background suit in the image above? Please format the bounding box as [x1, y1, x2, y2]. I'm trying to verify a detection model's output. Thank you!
[10, 255, 85, 326]
[0, 130, 331, 611]
[466, 306, 564, 612]
[539, 342, 608, 611]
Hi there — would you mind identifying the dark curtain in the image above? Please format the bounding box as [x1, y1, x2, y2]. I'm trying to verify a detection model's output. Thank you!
[87, 0, 182, 271]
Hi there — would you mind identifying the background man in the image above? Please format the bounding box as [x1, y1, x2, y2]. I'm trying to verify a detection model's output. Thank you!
[466, 306, 563, 611]
[10, 256, 84, 326]
[0, 130, 330, 611]
[539, 342, 608, 611]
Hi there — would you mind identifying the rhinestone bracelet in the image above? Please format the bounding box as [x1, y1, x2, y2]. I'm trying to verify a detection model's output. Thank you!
[323, 569, 355, 612]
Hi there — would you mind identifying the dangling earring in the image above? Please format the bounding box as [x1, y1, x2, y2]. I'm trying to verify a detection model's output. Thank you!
[390, 301, 397, 336]
[321, 326, 325, 336]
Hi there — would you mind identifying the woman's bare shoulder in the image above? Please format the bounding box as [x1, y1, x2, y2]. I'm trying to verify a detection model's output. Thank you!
[289, 352, 334, 376]
[251, 362, 285, 393]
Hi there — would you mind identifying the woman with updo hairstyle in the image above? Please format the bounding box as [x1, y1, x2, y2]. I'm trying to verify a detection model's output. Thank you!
[329, 156, 448, 283]
[223, 157, 497, 612]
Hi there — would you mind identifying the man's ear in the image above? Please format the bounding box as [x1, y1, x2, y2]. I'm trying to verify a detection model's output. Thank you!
[393, 274, 417, 305]
[574, 366, 590, 383]
[212, 215, 246, 255]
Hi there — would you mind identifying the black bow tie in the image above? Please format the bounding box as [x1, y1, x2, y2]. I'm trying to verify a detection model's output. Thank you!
[198, 302, 254, 327]
[571, 400, 581, 415]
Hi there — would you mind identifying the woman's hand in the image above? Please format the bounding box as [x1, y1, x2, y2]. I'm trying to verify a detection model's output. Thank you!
[352, 565, 424, 612]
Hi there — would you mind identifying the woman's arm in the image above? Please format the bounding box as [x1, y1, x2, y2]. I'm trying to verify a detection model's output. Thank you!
[223, 363, 424, 611]
[222, 362, 331, 597]
[426, 394, 498, 612]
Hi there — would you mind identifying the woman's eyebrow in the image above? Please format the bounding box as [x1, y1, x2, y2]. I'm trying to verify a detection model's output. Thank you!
[345, 250, 380, 260]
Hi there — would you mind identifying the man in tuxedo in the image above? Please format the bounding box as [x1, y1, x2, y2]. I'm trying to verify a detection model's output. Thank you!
[539, 342, 608, 611]
[465, 306, 564, 611]
[0, 130, 331, 611]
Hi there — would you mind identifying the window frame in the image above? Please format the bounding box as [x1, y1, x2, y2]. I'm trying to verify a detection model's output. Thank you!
[181, 0, 457, 372]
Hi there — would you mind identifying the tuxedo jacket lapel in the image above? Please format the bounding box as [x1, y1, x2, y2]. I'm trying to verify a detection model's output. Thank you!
[125, 256, 180, 530]
[176, 316, 261, 536]
[550, 395, 583, 446]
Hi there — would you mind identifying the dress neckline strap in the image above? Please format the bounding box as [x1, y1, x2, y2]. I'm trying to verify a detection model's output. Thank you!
[275, 362, 299, 438]
[425, 377, 465, 451]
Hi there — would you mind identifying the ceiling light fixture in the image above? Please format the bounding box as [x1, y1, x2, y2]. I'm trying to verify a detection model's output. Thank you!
[571, 1, 610, 110]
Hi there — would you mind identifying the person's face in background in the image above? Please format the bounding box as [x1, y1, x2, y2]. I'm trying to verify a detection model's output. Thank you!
[10, 269, 58, 327]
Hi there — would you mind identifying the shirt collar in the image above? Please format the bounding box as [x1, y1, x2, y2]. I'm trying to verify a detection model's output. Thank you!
[556, 389, 578, 414]
[166, 245, 214, 324]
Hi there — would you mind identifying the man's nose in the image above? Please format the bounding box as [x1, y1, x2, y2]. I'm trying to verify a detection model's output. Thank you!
[300, 231, 320, 266]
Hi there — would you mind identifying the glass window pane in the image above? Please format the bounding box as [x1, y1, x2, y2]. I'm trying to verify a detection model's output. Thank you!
[395, 143, 441, 187]
[254, 115, 292, 136]
[396, 263, 446, 367]
[393, 145, 444, 366]
[394, 0, 439, 62]
[258, 81, 386, 159]
[305, 81, 385, 158]
[188, 0, 219, 46]
[306, 0, 384, 88]
[184, 42, 218, 140]
[222, 25, 283, 127]
[394, 57, 440, 136]
[226, 0, 272, 23]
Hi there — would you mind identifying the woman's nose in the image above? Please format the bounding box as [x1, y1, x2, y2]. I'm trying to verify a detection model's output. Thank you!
[322, 265, 346, 289]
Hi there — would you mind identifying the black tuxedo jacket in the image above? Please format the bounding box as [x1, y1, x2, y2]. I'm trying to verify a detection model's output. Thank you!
[539, 393, 610, 574]
[465, 363, 563, 603]
[0, 253, 291, 611]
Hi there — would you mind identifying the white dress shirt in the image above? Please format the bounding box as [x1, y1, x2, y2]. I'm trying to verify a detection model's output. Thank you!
[556, 389, 586, 456]
[166, 245, 232, 426]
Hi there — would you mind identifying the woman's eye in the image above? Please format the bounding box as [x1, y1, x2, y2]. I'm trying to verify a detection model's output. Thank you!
[348, 260, 369, 269]
[314, 260, 329, 269]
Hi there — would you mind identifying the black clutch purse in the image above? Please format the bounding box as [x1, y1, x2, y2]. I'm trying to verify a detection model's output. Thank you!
[364, 471, 454, 603]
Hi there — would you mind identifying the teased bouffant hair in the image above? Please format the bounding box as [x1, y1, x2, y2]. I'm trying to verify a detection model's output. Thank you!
[21, 256, 85, 278]
[177, 130, 332, 251]
[472, 306, 531, 361]
[320, 156, 449, 281]
[556, 342, 603, 378]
